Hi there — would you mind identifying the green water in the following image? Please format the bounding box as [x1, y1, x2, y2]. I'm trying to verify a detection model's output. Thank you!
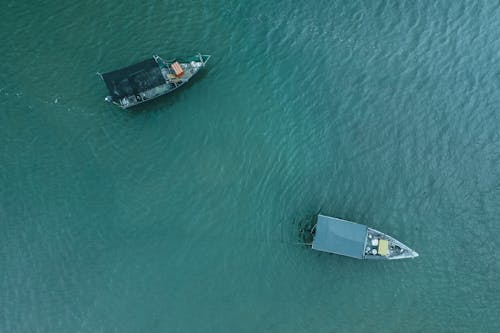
[1, 1, 499, 332]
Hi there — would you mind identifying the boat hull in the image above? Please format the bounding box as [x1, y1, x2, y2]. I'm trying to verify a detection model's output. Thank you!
[311, 214, 418, 260]
[99, 53, 211, 109]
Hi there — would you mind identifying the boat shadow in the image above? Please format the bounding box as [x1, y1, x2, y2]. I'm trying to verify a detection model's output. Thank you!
[297, 214, 317, 245]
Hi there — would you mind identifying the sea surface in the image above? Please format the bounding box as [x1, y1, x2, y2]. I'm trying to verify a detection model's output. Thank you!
[1, 1, 499, 332]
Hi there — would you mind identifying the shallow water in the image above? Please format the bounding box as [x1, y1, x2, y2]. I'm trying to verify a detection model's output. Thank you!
[1, 1, 499, 332]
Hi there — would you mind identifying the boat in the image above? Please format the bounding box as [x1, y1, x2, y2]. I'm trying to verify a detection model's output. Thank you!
[310, 214, 418, 260]
[98, 53, 211, 108]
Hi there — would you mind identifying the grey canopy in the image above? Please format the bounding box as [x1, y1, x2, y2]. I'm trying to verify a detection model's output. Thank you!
[101, 58, 164, 102]
[312, 215, 367, 259]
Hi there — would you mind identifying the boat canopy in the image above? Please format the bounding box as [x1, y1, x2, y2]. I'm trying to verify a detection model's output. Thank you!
[101, 58, 164, 101]
[312, 215, 367, 259]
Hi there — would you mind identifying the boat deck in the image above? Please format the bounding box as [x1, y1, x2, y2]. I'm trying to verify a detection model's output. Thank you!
[364, 228, 419, 260]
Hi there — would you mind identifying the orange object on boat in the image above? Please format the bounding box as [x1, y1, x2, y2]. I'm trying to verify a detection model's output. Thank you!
[171, 62, 184, 77]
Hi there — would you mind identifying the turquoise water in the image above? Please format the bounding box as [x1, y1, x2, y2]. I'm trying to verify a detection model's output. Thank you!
[1, 1, 499, 332]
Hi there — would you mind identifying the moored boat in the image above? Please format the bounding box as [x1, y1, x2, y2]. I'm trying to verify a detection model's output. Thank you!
[311, 214, 418, 260]
[98, 53, 210, 108]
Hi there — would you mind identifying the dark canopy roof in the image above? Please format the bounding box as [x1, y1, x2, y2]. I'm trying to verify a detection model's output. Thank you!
[101, 58, 164, 101]
[312, 215, 367, 259]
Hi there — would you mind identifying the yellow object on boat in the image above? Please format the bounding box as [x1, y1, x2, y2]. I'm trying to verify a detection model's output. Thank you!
[378, 239, 389, 256]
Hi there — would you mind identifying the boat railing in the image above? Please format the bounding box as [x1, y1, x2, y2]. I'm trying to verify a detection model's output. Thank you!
[199, 53, 211, 66]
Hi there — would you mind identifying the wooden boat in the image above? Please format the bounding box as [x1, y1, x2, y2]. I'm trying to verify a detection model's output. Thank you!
[98, 53, 210, 108]
[310, 214, 418, 260]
